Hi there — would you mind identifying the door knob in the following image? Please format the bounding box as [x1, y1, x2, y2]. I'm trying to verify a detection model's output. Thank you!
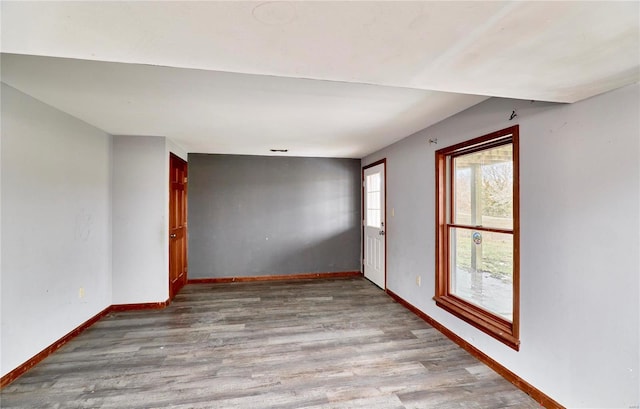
[379, 230, 385, 236]
[170, 233, 177, 238]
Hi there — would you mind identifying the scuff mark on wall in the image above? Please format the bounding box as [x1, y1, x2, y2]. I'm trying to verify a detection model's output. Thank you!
[74, 210, 92, 241]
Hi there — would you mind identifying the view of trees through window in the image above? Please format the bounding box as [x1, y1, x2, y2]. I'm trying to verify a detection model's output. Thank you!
[451, 144, 514, 321]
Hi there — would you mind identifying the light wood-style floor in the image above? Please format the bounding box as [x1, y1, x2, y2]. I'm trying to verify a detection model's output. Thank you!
[1, 277, 540, 408]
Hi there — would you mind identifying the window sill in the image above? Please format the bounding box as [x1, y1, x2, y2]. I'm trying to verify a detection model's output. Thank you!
[434, 295, 520, 350]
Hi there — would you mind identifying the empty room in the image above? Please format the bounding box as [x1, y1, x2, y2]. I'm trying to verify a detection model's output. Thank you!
[1, 2, 638, 408]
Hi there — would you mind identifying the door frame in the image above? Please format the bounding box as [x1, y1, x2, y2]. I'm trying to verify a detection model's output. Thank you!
[362, 158, 387, 289]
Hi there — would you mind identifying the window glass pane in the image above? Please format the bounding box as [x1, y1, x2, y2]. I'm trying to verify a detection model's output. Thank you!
[454, 144, 513, 229]
[450, 227, 513, 321]
[367, 173, 380, 193]
[366, 172, 382, 228]
[367, 209, 380, 228]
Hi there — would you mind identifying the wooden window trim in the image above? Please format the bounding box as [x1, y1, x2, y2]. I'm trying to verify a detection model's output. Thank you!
[434, 125, 520, 350]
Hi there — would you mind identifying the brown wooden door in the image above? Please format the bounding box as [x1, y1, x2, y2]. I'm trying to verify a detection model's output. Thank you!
[169, 153, 188, 299]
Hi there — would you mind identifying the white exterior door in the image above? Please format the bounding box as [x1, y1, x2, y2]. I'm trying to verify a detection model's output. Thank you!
[363, 162, 385, 289]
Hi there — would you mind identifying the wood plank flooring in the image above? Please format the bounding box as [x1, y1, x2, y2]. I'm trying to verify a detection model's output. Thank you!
[1, 277, 540, 408]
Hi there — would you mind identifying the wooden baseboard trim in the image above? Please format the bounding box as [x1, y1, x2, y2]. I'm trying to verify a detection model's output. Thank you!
[385, 289, 564, 409]
[0, 306, 111, 388]
[110, 300, 169, 312]
[187, 271, 362, 284]
[1, 299, 172, 389]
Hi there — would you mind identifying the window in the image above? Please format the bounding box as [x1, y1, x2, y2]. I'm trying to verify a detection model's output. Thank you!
[365, 172, 382, 228]
[435, 126, 520, 350]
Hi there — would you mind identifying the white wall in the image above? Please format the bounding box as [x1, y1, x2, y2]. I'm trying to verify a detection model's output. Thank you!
[1, 84, 112, 377]
[363, 83, 640, 408]
[111, 136, 188, 305]
[167, 139, 188, 163]
[113, 136, 165, 304]
[0, 86, 189, 376]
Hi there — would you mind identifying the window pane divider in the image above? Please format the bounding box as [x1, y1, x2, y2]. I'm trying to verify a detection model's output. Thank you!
[447, 224, 513, 234]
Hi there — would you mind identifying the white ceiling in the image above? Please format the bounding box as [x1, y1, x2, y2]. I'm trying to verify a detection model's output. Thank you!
[1, 1, 638, 158]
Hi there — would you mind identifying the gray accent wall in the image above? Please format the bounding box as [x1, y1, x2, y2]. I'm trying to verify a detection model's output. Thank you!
[188, 154, 361, 278]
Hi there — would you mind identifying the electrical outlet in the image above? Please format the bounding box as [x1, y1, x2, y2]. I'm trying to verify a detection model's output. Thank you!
[79, 287, 85, 299]
[416, 276, 421, 287]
